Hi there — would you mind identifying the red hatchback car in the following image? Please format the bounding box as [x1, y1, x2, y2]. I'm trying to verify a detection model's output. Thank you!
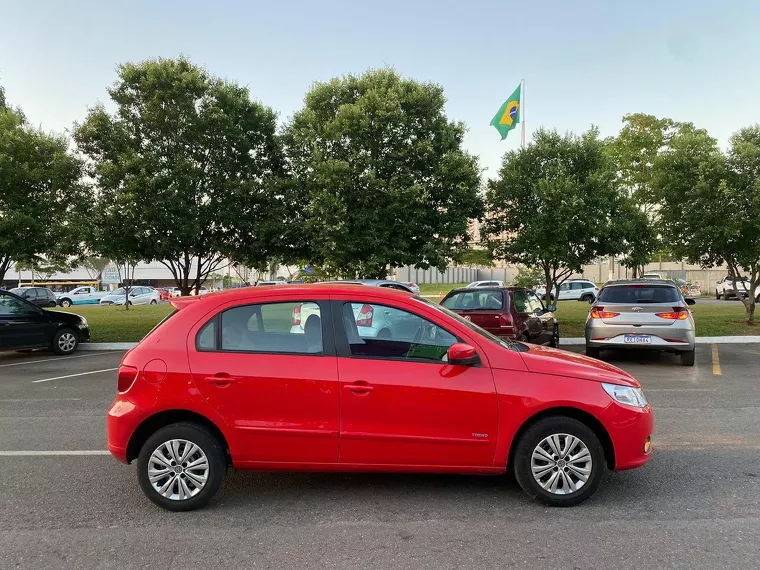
[107, 284, 653, 511]
[441, 286, 560, 346]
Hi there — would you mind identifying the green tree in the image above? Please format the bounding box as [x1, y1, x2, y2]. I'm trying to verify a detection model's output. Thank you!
[512, 267, 543, 289]
[608, 114, 678, 275]
[0, 86, 87, 285]
[74, 57, 289, 295]
[654, 124, 760, 323]
[456, 247, 494, 267]
[283, 68, 483, 278]
[484, 128, 626, 303]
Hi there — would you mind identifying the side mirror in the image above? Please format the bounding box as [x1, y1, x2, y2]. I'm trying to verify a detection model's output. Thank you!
[546, 304, 557, 312]
[533, 307, 543, 315]
[685, 298, 696, 306]
[448, 343, 477, 366]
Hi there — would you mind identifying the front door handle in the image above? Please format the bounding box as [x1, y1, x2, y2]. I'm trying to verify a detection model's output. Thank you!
[344, 382, 374, 394]
[204, 373, 239, 387]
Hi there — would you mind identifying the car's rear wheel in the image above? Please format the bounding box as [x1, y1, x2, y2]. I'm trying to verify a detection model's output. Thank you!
[579, 294, 593, 303]
[137, 423, 226, 512]
[47, 301, 57, 307]
[51, 329, 78, 355]
[150, 299, 157, 305]
[681, 349, 695, 367]
[514, 416, 605, 507]
[60, 298, 72, 308]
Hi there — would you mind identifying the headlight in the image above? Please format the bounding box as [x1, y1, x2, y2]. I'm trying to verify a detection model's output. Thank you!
[602, 383, 648, 408]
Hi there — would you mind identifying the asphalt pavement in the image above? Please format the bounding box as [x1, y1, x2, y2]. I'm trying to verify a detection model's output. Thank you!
[1, 345, 760, 569]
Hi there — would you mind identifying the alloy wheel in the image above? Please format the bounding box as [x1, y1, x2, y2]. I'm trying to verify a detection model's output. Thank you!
[531, 433, 592, 495]
[57, 332, 77, 353]
[148, 439, 210, 501]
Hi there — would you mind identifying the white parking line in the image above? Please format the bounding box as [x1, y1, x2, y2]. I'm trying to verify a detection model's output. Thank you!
[0, 450, 110, 456]
[0, 352, 118, 369]
[32, 368, 118, 384]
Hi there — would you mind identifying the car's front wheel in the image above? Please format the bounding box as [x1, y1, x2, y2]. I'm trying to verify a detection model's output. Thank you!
[150, 299, 158, 305]
[137, 422, 226, 512]
[514, 416, 605, 507]
[59, 298, 72, 308]
[51, 329, 78, 355]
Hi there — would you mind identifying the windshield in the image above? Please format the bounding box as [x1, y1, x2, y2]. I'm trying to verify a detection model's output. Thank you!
[413, 297, 527, 352]
[8, 288, 25, 295]
[598, 285, 681, 304]
[108, 288, 126, 296]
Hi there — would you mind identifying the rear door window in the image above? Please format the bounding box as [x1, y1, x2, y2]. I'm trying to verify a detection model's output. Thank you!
[441, 291, 503, 310]
[598, 285, 680, 304]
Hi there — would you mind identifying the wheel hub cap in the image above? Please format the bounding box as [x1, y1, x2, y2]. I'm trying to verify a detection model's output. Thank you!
[148, 439, 209, 501]
[58, 333, 76, 352]
[531, 433, 592, 495]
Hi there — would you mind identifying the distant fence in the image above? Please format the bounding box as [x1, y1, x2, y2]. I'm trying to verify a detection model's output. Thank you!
[396, 265, 518, 284]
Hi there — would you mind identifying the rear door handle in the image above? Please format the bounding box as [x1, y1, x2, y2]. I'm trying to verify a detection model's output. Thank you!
[344, 382, 374, 394]
[204, 373, 239, 387]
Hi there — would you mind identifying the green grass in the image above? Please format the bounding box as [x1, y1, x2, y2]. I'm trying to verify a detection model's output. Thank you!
[417, 282, 470, 296]
[56, 304, 174, 343]
[56, 297, 759, 343]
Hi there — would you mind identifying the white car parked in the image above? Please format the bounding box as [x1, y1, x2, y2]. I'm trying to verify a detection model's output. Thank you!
[100, 286, 161, 306]
[535, 279, 599, 302]
[289, 301, 419, 340]
[715, 275, 759, 301]
[56, 286, 108, 307]
[466, 280, 505, 288]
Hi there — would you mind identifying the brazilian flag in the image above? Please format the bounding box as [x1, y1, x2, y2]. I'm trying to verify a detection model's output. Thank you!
[490, 84, 521, 140]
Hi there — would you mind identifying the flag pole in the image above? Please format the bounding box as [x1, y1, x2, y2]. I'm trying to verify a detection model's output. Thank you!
[520, 78, 526, 148]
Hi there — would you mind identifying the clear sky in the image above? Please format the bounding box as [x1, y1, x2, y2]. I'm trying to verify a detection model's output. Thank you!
[2, 0, 759, 178]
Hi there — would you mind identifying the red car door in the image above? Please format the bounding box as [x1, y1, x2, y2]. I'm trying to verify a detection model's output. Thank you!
[187, 296, 339, 465]
[333, 298, 498, 468]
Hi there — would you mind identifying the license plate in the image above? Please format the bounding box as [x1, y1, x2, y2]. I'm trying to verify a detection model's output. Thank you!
[624, 334, 651, 344]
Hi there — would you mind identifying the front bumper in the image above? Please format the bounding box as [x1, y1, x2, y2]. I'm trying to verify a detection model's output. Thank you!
[601, 401, 655, 471]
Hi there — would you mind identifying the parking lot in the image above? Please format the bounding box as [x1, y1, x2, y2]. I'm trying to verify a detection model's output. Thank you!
[1, 346, 760, 569]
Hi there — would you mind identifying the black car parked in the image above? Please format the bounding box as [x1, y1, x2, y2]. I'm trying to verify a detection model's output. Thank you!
[8, 287, 58, 308]
[0, 290, 90, 354]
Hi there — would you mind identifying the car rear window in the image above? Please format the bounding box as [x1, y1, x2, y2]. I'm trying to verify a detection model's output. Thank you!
[598, 285, 681, 304]
[441, 290, 504, 310]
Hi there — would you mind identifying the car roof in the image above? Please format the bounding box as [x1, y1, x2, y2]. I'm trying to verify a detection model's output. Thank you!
[170, 282, 414, 309]
[603, 279, 677, 287]
[444, 286, 529, 295]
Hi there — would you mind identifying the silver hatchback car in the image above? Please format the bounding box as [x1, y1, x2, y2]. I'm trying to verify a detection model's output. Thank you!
[585, 280, 696, 366]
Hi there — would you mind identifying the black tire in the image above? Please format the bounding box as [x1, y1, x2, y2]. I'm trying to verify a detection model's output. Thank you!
[59, 298, 72, 308]
[513, 416, 605, 507]
[681, 349, 695, 367]
[579, 294, 592, 303]
[126, 301, 132, 306]
[150, 299, 158, 305]
[377, 328, 391, 339]
[585, 346, 600, 359]
[137, 422, 226, 512]
[715, 291, 720, 300]
[549, 324, 560, 348]
[51, 328, 78, 355]
[48, 301, 57, 308]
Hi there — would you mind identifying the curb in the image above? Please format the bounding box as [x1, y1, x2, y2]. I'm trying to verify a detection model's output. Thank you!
[80, 343, 137, 351]
[81, 336, 760, 352]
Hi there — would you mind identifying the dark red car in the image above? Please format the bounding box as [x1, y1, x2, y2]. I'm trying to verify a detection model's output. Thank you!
[107, 284, 653, 511]
[441, 286, 560, 346]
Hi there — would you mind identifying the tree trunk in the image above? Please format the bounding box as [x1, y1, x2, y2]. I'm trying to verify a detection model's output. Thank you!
[542, 264, 553, 304]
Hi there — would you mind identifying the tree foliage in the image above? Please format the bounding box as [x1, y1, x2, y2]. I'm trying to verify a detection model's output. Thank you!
[654, 124, 760, 323]
[283, 68, 483, 279]
[0, 87, 87, 284]
[74, 57, 290, 295]
[512, 267, 543, 289]
[484, 128, 628, 302]
[607, 113, 678, 274]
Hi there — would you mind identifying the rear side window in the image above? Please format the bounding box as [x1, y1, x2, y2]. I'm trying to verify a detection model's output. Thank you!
[441, 291, 503, 310]
[598, 285, 680, 304]
[512, 290, 530, 312]
[219, 301, 323, 355]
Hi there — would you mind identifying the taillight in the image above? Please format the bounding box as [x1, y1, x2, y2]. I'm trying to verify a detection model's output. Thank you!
[656, 307, 689, 320]
[356, 304, 374, 327]
[291, 304, 302, 326]
[590, 307, 620, 319]
[499, 314, 512, 328]
[117, 365, 138, 392]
